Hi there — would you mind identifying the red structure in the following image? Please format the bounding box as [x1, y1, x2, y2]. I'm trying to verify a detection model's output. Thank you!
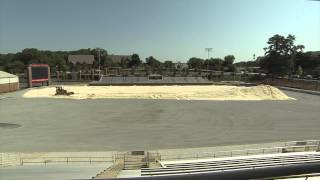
[27, 64, 50, 88]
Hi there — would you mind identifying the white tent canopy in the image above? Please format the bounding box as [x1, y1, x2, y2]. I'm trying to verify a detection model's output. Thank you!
[0, 71, 19, 84]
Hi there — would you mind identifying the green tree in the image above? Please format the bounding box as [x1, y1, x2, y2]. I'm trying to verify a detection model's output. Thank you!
[19, 48, 42, 65]
[70, 48, 92, 55]
[264, 34, 304, 56]
[260, 54, 293, 76]
[90, 48, 108, 69]
[295, 52, 319, 75]
[223, 55, 235, 72]
[224, 55, 235, 66]
[129, 53, 142, 68]
[211, 58, 224, 71]
[163, 61, 174, 69]
[234, 60, 259, 68]
[7, 60, 25, 73]
[204, 58, 222, 70]
[261, 34, 305, 76]
[146, 56, 162, 68]
[187, 57, 204, 69]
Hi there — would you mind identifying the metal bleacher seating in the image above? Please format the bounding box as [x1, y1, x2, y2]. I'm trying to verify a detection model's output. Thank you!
[94, 76, 212, 85]
[141, 152, 320, 177]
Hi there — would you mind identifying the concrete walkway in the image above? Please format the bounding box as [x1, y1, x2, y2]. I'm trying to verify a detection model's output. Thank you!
[0, 163, 111, 180]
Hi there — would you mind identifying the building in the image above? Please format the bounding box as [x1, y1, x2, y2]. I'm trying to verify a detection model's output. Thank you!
[68, 55, 95, 65]
[107, 55, 131, 64]
[174, 62, 188, 70]
[308, 51, 320, 57]
[0, 71, 19, 93]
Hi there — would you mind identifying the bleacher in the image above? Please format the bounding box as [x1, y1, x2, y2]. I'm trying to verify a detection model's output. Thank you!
[91, 76, 213, 86]
[141, 152, 320, 177]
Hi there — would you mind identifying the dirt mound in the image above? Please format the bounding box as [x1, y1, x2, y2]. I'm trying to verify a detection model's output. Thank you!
[22, 85, 293, 101]
[235, 85, 292, 100]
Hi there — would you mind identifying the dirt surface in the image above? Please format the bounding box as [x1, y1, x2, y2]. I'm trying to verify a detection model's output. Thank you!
[22, 85, 293, 101]
[0, 89, 319, 152]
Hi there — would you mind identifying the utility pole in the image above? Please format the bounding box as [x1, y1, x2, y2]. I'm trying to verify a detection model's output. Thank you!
[205, 48, 213, 78]
[97, 48, 101, 77]
[98, 49, 101, 72]
[205, 48, 213, 60]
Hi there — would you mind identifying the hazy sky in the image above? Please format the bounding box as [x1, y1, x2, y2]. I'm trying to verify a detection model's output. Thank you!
[0, 0, 319, 62]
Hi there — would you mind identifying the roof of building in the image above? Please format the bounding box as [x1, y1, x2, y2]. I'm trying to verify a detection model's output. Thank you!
[307, 51, 320, 57]
[68, 55, 95, 65]
[107, 55, 131, 63]
[0, 71, 17, 78]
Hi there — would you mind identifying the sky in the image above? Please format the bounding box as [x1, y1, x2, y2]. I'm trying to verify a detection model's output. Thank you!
[0, 0, 319, 62]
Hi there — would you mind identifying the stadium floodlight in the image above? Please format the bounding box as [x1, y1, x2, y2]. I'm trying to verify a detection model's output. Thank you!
[96, 48, 101, 77]
[98, 48, 101, 72]
[205, 48, 213, 60]
[205, 48, 213, 74]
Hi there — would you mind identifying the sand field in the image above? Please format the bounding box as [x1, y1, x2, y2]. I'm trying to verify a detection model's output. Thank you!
[22, 85, 293, 101]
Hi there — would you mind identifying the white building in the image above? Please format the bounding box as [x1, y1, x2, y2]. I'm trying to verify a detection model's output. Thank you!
[0, 71, 19, 93]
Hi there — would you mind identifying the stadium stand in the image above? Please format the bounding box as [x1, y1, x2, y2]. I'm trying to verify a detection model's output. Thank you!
[90, 76, 213, 86]
[141, 152, 320, 177]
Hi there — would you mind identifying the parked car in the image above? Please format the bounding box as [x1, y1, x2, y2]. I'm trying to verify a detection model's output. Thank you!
[291, 75, 300, 79]
[305, 75, 313, 79]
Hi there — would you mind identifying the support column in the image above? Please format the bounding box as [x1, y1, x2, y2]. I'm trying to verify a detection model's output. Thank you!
[27, 66, 32, 88]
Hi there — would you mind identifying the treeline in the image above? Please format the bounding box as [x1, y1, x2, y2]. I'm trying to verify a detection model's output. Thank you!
[0, 48, 93, 73]
[186, 55, 236, 72]
[1, 34, 319, 77]
[0, 48, 141, 73]
[0, 47, 237, 74]
[237, 34, 320, 77]
[259, 34, 320, 76]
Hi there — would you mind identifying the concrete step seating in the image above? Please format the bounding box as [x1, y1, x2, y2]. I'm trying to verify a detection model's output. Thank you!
[0, 153, 20, 167]
[98, 76, 211, 85]
[141, 152, 320, 176]
[124, 155, 147, 170]
[93, 161, 124, 179]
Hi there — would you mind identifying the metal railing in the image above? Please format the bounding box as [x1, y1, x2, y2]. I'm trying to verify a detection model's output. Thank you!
[284, 140, 320, 146]
[20, 156, 114, 165]
[0, 153, 19, 167]
[2, 140, 319, 167]
[158, 140, 320, 161]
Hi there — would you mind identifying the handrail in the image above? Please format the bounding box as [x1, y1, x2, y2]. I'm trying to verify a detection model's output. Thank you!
[20, 156, 114, 165]
[20, 156, 113, 159]
[158, 140, 320, 161]
[0, 153, 19, 167]
[284, 140, 320, 146]
[3, 140, 319, 167]
[160, 145, 317, 158]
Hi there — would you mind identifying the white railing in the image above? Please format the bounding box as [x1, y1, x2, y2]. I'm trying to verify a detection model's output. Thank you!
[0, 153, 20, 167]
[158, 140, 320, 161]
[2, 140, 319, 167]
[20, 156, 114, 165]
[284, 140, 320, 146]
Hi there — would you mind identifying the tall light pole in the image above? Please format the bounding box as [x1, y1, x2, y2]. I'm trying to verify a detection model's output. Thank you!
[98, 48, 101, 72]
[205, 48, 213, 76]
[205, 48, 213, 60]
[95, 48, 101, 77]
